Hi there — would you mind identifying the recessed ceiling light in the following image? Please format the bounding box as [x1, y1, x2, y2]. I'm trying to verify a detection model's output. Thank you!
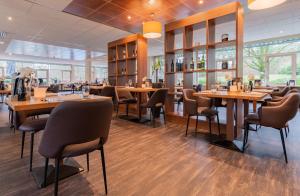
[198, 0, 204, 4]
[8, 52, 12, 56]
[0, 41, 4, 45]
[148, 0, 155, 5]
[7, 16, 13, 21]
[127, 15, 132, 20]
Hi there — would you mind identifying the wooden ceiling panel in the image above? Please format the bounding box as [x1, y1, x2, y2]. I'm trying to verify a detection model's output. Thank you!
[63, 0, 217, 33]
[63, 2, 95, 17]
[72, 0, 108, 10]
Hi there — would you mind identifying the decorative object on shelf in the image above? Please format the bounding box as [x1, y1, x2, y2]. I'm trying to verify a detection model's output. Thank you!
[143, 21, 162, 39]
[222, 61, 228, 69]
[171, 59, 174, 72]
[122, 49, 126, 59]
[225, 73, 233, 90]
[189, 58, 194, 71]
[221, 34, 229, 42]
[199, 55, 205, 70]
[152, 58, 162, 83]
[248, 0, 286, 10]
[248, 73, 255, 91]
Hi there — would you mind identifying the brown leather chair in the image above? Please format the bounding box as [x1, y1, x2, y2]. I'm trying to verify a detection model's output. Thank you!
[140, 88, 168, 127]
[271, 88, 299, 102]
[115, 88, 137, 117]
[243, 93, 300, 163]
[183, 89, 220, 137]
[38, 99, 113, 195]
[14, 108, 52, 171]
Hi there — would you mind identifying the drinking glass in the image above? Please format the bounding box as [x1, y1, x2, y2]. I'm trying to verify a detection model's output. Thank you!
[82, 85, 90, 98]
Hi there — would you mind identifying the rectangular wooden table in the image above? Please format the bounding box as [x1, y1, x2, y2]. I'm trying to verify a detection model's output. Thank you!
[117, 87, 158, 121]
[6, 94, 111, 188]
[194, 90, 267, 151]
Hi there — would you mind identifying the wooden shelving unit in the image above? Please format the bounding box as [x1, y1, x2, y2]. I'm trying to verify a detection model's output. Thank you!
[108, 34, 147, 87]
[164, 2, 244, 116]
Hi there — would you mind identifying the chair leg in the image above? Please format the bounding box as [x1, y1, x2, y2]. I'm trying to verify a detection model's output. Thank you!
[152, 108, 155, 128]
[162, 106, 166, 125]
[86, 153, 90, 171]
[126, 104, 129, 116]
[54, 158, 60, 196]
[243, 123, 248, 152]
[216, 114, 221, 136]
[284, 127, 288, 138]
[29, 132, 34, 172]
[116, 104, 119, 118]
[280, 129, 288, 163]
[185, 115, 190, 137]
[100, 146, 108, 194]
[43, 158, 49, 188]
[208, 118, 212, 141]
[195, 115, 198, 135]
[21, 132, 25, 158]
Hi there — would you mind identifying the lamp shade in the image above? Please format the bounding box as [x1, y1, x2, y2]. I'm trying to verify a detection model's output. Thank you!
[143, 21, 162, 39]
[248, 0, 286, 10]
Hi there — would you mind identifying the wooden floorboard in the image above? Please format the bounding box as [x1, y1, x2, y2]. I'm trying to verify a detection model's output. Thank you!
[0, 104, 300, 195]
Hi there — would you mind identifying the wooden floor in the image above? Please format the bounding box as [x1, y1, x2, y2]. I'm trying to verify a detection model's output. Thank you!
[1, 104, 300, 196]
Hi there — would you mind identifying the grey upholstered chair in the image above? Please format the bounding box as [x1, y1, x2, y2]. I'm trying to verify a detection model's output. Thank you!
[243, 93, 300, 163]
[38, 99, 113, 196]
[183, 89, 220, 137]
[140, 88, 168, 127]
[271, 86, 290, 98]
[14, 108, 52, 171]
[115, 88, 137, 117]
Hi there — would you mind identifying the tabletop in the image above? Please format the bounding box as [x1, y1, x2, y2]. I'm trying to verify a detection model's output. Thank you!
[6, 94, 110, 111]
[194, 90, 268, 101]
[119, 87, 158, 93]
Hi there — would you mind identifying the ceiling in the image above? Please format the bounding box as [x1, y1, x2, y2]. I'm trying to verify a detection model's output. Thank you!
[0, 0, 299, 64]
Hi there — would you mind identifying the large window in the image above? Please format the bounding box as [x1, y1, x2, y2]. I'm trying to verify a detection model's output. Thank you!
[0, 60, 87, 84]
[244, 40, 300, 85]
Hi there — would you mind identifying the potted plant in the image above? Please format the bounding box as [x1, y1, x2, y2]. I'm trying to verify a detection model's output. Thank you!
[152, 58, 162, 83]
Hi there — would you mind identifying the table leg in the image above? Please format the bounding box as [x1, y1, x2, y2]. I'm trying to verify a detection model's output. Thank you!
[253, 101, 257, 113]
[211, 98, 244, 152]
[32, 158, 83, 188]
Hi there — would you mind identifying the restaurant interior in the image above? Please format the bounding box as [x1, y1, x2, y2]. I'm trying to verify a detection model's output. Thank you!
[1, 0, 300, 195]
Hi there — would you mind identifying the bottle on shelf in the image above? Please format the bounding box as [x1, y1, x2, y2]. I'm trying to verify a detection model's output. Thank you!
[122, 49, 126, 59]
[171, 59, 174, 72]
[190, 58, 194, 71]
[124, 67, 127, 75]
[200, 54, 205, 70]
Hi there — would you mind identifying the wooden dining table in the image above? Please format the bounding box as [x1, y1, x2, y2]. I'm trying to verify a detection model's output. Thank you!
[6, 94, 111, 188]
[194, 90, 268, 151]
[117, 87, 158, 120]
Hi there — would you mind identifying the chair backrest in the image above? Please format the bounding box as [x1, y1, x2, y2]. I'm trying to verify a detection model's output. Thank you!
[260, 93, 300, 128]
[146, 88, 168, 107]
[38, 98, 113, 158]
[279, 86, 290, 96]
[101, 86, 116, 102]
[152, 83, 163, 89]
[14, 108, 53, 129]
[115, 88, 133, 102]
[183, 89, 195, 101]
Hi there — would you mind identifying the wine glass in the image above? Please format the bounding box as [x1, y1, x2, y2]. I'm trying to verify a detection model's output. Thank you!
[82, 85, 90, 98]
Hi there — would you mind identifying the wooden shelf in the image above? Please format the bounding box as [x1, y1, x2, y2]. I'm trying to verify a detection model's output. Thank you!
[108, 34, 147, 86]
[108, 60, 116, 63]
[208, 40, 236, 49]
[164, 2, 243, 116]
[184, 45, 206, 51]
[207, 68, 236, 72]
[165, 48, 184, 54]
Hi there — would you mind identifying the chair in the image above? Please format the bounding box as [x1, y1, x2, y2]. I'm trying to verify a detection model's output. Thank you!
[38, 99, 113, 196]
[243, 93, 300, 163]
[270, 88, 299, 102]
[14, 108, 52, 171]
[140, 89, 168, 127]
[148, 82, 163, 98]
[100, 86, 116, 99]
[115, 88, 137, 117]
[47, 84, 60, 93]
[183, 89, 220, 137]
[271, 86, 290, 98]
